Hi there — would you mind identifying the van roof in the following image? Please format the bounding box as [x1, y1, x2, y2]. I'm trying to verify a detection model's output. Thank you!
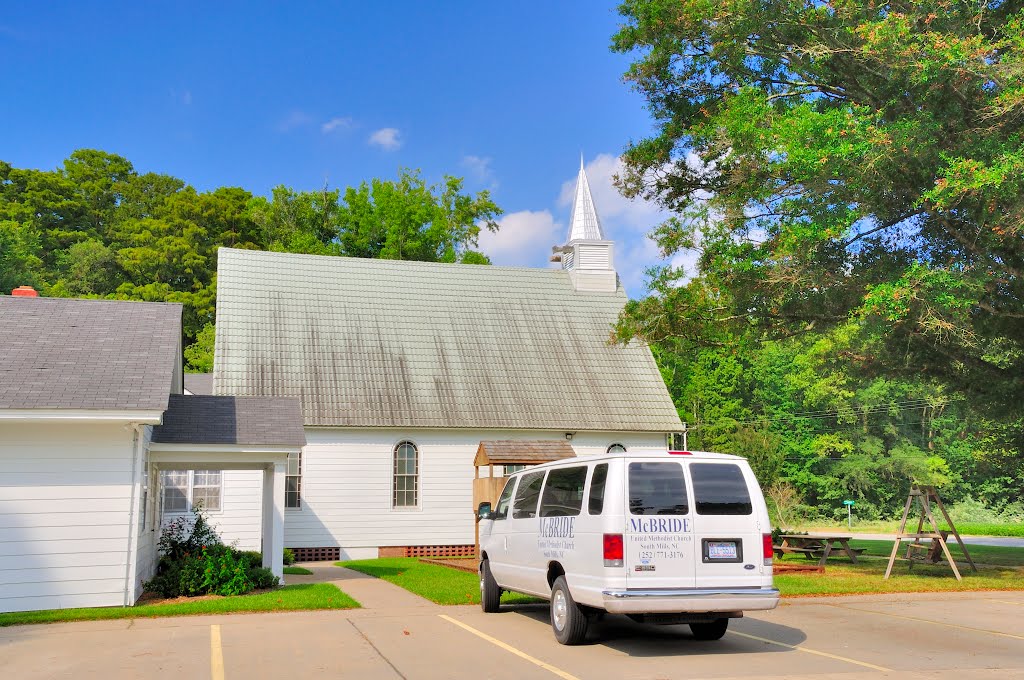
[506, 449, 746, 474]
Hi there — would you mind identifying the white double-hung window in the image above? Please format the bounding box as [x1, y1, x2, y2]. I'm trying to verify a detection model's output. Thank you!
[160, 469, 222, 513]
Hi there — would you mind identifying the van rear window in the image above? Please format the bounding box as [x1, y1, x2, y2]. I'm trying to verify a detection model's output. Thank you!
[629, 462, 688, 515]
[512, 471, 545, 519]
[540, 466, 587, 517]
[690, 463, 753, 515]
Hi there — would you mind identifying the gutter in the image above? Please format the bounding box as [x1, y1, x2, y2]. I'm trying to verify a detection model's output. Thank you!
[122, 423, 144, 607]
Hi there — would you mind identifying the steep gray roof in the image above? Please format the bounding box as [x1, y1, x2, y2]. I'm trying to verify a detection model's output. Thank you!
[184, 373, 213, 395]
[152, 395, 306, 447]
[0, 297, 181, 412]
[213, 248, 682, 431]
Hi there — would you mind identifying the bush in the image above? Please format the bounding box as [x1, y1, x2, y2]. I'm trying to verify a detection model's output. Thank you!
[249, 567, 280, 590]
[283, 548, 296, 565]
[144, 506, 280, 598]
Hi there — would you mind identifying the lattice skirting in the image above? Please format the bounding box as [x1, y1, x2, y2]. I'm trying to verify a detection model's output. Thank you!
[289, 546, 341, 562]
[378, 545, 477, 558]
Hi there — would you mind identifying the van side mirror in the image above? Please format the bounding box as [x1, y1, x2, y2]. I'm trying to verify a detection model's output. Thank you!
[477, 502, 492, 520]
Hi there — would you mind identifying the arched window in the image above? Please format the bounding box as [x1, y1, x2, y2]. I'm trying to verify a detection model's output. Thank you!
[393, 441, 419, 507]
[606, 443, 627, 454]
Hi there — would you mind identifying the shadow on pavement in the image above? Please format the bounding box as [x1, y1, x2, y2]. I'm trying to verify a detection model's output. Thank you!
[501, 604, 808, 657]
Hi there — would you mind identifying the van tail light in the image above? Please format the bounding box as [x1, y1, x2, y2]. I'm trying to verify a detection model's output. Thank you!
[604, 533, 624, 567]
[763, 533, 774, 567]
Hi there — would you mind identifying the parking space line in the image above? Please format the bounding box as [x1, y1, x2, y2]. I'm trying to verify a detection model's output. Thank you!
[825, 603, 1024, 641]
[438, 615, 581, 680]
[210, 624, 225, 680]
[728, 630, 893, 672]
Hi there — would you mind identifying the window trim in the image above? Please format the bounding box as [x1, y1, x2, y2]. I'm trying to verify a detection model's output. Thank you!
[392, 440, 420, 509]
[160, 469, 223, 514]
[286, 451, 302, 510]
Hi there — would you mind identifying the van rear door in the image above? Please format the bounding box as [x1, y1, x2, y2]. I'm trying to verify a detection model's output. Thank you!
[688, 461, 764, 589]
[624, 460, 697, 589]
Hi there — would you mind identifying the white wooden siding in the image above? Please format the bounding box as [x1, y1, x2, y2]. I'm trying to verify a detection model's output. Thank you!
[279, 428, 667, 552]
[0, 421, 136, 613]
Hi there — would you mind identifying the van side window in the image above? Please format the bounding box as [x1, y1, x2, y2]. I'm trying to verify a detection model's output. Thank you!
[511, 471, 545, 519]
[690, 463, 753, 515]
[492, 477, 516, 520]
[629, 462, 689, 515]
[540, 466, 587, 517]
[588, 464, 609, 515]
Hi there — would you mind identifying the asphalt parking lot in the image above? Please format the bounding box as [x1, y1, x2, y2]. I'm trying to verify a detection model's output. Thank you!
[1, 590, 1022, 679]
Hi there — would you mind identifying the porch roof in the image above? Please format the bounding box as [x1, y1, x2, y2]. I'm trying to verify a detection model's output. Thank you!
[152, 395, 305, 448]
[474, 440, 577, 467]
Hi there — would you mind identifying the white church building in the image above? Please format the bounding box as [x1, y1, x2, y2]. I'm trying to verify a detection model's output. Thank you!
[0, 162, 682, 612]
[207, 161, 682, 561]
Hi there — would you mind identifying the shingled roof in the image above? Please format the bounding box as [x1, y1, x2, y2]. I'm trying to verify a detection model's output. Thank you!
[152, 395, 306, 448]
[213, 248, 683, 431]
[474, 440, 577, 467]
[0, 296, 181, 412]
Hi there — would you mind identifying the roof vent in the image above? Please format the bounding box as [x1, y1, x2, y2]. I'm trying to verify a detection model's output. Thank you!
[11, 286, 39, 298]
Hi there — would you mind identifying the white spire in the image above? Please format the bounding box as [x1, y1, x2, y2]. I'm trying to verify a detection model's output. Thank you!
[566, 156, 604, 243]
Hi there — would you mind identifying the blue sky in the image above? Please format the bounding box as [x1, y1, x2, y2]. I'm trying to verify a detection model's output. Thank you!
[0, 2, 672, 295]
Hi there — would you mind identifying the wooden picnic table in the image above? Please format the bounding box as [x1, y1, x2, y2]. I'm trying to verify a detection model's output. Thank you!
[775, 534, 864, 566]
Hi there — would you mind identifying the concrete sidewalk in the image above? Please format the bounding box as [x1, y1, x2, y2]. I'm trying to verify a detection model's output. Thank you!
[288, 561, 441, 611]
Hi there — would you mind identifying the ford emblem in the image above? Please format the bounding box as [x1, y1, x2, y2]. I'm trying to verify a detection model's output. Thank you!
[743, 564, 755, 570]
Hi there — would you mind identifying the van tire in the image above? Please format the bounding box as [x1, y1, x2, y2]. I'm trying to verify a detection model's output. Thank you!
[550, 576, 588, 645]
[480, 560, 501, 613]
[690, 618, 729, 640]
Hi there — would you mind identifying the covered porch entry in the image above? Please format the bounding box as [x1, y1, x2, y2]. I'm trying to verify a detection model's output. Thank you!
[148, 395, 307, 580]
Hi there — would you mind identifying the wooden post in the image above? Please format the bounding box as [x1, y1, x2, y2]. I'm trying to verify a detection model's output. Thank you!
[885, 489, 915, 579]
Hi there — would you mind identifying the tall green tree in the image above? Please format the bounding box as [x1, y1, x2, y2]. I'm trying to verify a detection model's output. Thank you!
[613, 0, 1024, 412]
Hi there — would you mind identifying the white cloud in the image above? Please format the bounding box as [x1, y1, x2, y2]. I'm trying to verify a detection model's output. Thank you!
[368, 127, 402, 151]
[321, 116, 353, 134]
[478, 210, 563, 266]
[277, 110, 313, 133]
[461, 155, 496, 186]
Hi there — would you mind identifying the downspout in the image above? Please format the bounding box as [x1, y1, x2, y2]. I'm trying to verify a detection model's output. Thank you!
[122, 423, 143, 606]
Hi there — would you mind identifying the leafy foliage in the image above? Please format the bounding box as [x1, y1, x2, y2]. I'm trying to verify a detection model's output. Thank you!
[0, 152, 502, 371]
[612, 0, 1024, 411]
[612, 0, 1024, 520]
[146, 506, 280, 598]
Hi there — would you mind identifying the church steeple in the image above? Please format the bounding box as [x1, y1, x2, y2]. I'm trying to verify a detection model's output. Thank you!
[567, 155, 604, 242]
[552, 156, 617, 293]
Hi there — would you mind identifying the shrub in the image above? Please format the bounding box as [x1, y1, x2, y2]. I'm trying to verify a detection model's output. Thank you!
[249, 567, 280, 590]
[144, 506, 286, 599]
[283, 548, 296, 566]
[234, 551, 264, 569]
[157, 504, 222, 561]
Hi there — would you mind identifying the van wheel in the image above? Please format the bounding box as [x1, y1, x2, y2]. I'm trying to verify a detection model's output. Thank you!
[480, 560, 501, 613]
[690, 618, 729, 640]
[550, 576, 588, 645]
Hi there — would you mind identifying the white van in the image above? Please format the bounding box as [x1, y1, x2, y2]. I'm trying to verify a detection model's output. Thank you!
[477, 450, 780, 644]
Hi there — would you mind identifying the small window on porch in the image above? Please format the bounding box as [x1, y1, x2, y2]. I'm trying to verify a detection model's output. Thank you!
[161, 469, 222, 513]
[607, 443, 627, 454]
[286, 451, 302, 509]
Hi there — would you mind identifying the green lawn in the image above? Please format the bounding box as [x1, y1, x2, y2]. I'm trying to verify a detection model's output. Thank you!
[339, 557, 541, 606]
[802, 521, 1024, 538]
[772, 540, 1024, 596]
[848, 539, 1024, 567]
[342, 550, 1024, 604]
[0, 583, 359, 627]
[284, 566, 314, 575]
